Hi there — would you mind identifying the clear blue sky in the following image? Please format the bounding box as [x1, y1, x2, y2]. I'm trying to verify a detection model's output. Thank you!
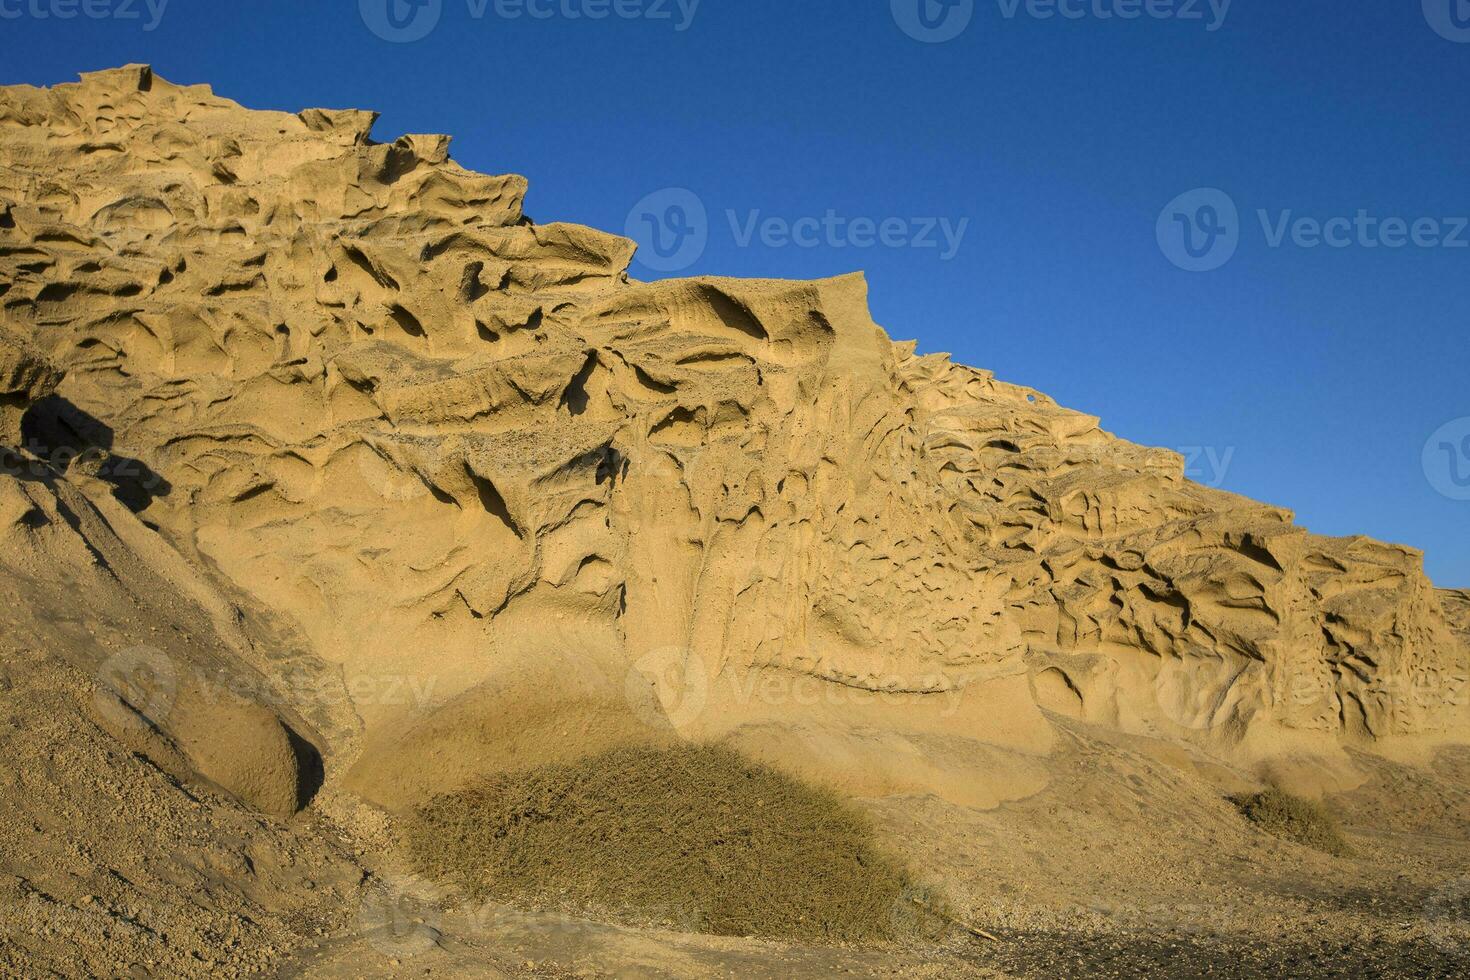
[4, 0, 1468, 585]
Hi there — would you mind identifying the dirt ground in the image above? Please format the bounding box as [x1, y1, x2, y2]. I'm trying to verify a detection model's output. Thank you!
[4, 629, 1469, 979]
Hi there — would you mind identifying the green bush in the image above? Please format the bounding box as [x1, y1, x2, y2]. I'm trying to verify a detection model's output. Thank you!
[1232, 787, 1351, 857]
[404, 743, 937, 942]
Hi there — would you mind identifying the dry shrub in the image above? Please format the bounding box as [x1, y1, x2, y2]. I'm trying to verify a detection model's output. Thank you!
[404, 742, 938, 942]
[1232, 787, 1351, 857]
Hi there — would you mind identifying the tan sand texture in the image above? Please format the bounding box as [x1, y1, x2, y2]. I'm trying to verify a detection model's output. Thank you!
[1, 66, 1468, 977]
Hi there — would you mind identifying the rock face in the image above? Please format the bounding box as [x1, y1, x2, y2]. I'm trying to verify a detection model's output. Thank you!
[0, 66, 1465, 806]
[0, 448, 314, 819]
[0, 326, 61, 445]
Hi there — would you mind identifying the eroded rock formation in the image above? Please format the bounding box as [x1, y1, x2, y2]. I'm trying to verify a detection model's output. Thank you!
[0, 66, 1465, 809]
[0, 325, 60, 445]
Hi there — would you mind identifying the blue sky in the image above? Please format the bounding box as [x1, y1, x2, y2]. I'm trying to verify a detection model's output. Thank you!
[4, 0, 1468, 585]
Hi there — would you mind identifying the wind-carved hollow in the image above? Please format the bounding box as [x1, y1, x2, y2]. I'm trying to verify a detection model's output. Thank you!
[559, 352, 600, 416]
[459, 260, 489, 302]
[464, 462, 521, 539]
[1033, 667, 1085, 718]
[387, 304, 426, 339]
[694, 283, 768, 341]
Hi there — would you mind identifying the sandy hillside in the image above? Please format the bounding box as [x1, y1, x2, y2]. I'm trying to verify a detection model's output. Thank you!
[1, 66, 1468, 978]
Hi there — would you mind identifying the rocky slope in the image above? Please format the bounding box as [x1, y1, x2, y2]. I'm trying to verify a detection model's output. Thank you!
[1, 65, 1468, 977]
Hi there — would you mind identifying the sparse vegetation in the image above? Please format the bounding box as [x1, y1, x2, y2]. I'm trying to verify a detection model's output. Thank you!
[404, 743, 941, 942]
[1232, 787, 1351, 857]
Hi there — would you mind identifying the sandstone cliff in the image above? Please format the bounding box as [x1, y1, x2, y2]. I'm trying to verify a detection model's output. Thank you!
[0, 66, 1465, 814]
